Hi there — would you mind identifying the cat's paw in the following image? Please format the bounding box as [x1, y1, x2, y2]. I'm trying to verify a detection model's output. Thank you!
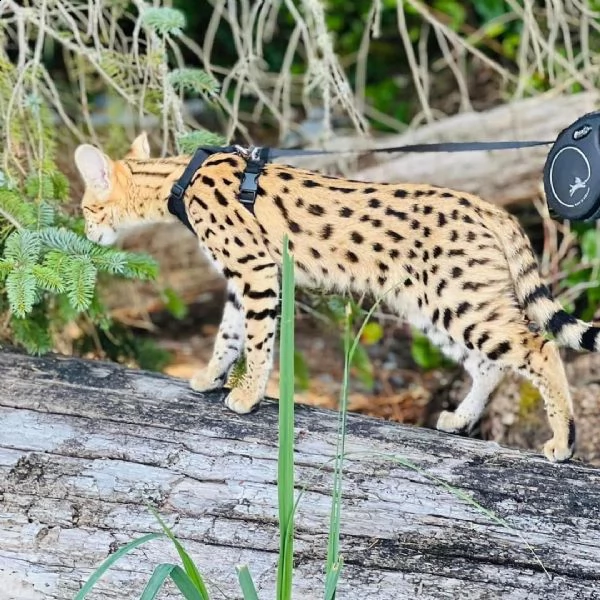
[436, 410, 471, 435]
[543, 437, 573, 463]
[224, 387, 261, 414]
[190, 369, 224, 393]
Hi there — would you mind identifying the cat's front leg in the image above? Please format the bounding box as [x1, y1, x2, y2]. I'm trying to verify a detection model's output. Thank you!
[224, 262, 280, 413]
[190, 283, 244, 392]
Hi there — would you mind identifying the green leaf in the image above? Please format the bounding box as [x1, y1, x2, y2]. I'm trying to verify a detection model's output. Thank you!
[277, 235, 295, 600]
[324, 557, 344, 600]
[434, 0, 466, 30]
[411, 330, 445, 370]
[236, 565, 260, 600]
[142, 7, 186, 36]
[140, 563, 177, 600]
[150, 508, 210, 600]
[74, 533, 164, 599]
[169, 566, 207, 600]
[360, 321, 383, 345]
[293, 350, 310, 392]
[581, 229, 600, 261]
[4, 230, 41, 265]
[162, 287, 188, 319]
[65, 256, 97, 311]
[6, 267, 37, 317]
[350, 343, 374, 390]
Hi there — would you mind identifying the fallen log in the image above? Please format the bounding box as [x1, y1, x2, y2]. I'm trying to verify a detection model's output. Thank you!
[1, 350, 600, 599]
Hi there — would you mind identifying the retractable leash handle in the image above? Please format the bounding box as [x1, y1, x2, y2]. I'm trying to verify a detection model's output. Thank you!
[543, 111, 600, 221]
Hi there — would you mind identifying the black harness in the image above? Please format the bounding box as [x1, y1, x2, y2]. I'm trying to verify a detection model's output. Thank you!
[167, 146, 271, 233]
[167, 114, 600, 234]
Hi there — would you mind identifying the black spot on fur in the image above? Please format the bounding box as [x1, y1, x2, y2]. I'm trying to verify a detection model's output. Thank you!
[487, 341, 511, 361]
[351, 231, 364, 244]
[386, 207, 407, 220]
[340, 207, 354, 218]
[522, 285, 552, 308]
[581, 327, 599, 352]
[308, 204, 325, 216]
[456, 302, 471, 317]
[386, 230, 404, 242]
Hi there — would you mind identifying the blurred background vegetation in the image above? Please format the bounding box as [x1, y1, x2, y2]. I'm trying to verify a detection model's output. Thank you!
[0, 1, 599, 427]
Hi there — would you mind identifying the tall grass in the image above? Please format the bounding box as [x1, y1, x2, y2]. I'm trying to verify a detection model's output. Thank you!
[277, 235, 296, 600]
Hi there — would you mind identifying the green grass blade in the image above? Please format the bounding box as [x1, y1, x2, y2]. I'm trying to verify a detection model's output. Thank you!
[150, 507, 210, 599]
[236, 565, 260, 600]
[324, 557, 344, 600]
[325, 305, 352, 577]
[170, 565, 207, 600]
[74, 532, 164, 599]
[140, 563, 177, 600]
[277, 235, 296, 600]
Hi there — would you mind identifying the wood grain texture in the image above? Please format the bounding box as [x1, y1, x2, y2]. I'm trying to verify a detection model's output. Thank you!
[1, 349, 600, 599]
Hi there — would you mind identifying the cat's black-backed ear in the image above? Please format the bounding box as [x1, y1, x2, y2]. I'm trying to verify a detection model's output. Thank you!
[126, 132, 151, 159]
[74, 144, 113, 196]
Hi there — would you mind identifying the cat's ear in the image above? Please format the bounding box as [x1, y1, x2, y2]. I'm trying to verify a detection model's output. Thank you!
[127, 132, 151, 159]
[74, 145, 113, 195]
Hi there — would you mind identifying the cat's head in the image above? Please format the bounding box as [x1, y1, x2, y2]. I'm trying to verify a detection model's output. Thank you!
[74, 132, 151, 246]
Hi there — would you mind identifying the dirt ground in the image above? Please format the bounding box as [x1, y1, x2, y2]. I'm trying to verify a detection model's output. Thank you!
[156, 309, 600, 468]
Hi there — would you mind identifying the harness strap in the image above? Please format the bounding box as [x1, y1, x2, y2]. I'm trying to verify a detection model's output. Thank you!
[167, 145, 236, 232]
[238, 147, 271, 214]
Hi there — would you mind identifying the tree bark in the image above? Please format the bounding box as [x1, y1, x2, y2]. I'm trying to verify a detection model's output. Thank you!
[1, 350, 600, 599]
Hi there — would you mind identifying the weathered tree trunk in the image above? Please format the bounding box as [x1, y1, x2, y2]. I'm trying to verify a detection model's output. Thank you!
[1, 350, 600, 599]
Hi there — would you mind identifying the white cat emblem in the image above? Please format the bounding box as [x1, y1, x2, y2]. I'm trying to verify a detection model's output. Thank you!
[569, 176, 588, 197]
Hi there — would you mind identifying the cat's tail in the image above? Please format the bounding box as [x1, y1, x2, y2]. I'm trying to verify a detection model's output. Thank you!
[494, 212, 600, 352]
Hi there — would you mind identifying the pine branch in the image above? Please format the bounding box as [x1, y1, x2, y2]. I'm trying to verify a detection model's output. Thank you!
[6, 267, 37, 317]
[4, 230, 41, 265]
[141, 7, 186, 37]
[169, 68, 220, 96]
[65, 255, 97, 311]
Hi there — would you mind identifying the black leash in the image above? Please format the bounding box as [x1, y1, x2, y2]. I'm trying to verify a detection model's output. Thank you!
[168, 138, 553, 232]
